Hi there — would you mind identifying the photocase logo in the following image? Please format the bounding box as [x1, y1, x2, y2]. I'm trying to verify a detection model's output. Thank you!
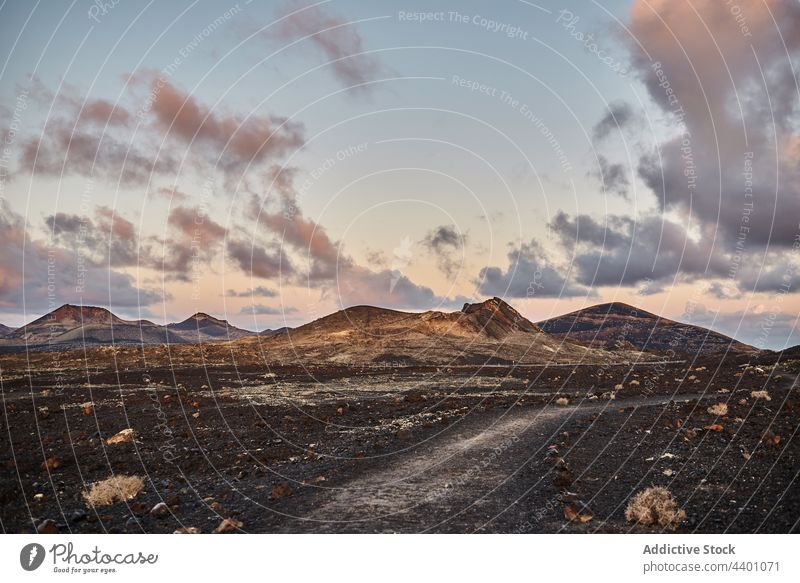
[20, 543, 46, 571]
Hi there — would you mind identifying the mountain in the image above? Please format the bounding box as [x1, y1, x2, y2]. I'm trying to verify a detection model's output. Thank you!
[0, 305, 256, 348]
[260, 326, 292, 336]
[245, 297, 608, 365]
[167, 313, 254, 342]
[2, 304, 175, 346]
[0, 324, 15, 336]
[537, 302, 757, 355]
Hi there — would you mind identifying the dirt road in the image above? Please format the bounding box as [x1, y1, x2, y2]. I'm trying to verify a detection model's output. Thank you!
[278, 395, 707, 533]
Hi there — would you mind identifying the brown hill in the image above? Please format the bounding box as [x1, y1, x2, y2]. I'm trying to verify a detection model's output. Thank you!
[0, 304, 256, 348]
[0, 323, 16, 336]
[167, 313, 254, 342]
[3, 304, 175, 346]
[247, 297, 606, 365]
[537, 302, 757, 355]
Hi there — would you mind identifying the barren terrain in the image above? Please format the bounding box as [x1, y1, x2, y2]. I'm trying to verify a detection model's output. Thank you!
[2, 350, 797, 534]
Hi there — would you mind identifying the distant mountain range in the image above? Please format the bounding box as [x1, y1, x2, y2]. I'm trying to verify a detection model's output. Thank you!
[537, 302, 757, 355]
[0, 299, 763, 361]
[0, 304, 256, 348]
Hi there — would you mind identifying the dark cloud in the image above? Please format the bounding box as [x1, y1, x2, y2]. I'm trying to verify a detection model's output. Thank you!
[590, 155, 630, 199]
[592, 101, 636, 141]
[628, 0, 800, 246]
[240, 303, 297, 315]
[227, 239, 292, 280]
[549, 210, 800, 295]
[706, 282, 742, 300]
[550, 212, 729, 288]
[45, 205, 228, 281]
[476, 239, 591, 298]
[274, 1, 385, 91]
[422, 225, 466, 277]
[226, 286, 278, 298]
[1, 200, 164, 313]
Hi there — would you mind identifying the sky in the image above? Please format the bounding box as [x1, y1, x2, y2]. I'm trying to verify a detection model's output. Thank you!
[0, 0, 798, 349]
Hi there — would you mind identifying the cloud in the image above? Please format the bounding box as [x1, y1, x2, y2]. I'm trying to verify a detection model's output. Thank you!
[685, 302, 799, 351]
[592, 100, 636, 141]
[1, 200, 164, 313]
[628, 0, 800, 247]
[18, 76, 304, 184]
[251, 166, 345, 281]
[227, 239, 292, 279]
[240, 303, 297, 315]
[45, 205, 229, 280]
[550, 211, 729, 288]
[225, 286, 278, 298]
[706, 281, 742, 300]
[273, 1, 385, 91]
[22, 116, 179, 184]
[476, 239, 591, 298]
[153, 186, 190, 201]
[135, 74, 305, 175]
[167, 205, 227, 243]
[335, 264, 470, 311]
[550, 210, 800, 294]
[590, 155, 630, 199]
[422, 225, 466, 277]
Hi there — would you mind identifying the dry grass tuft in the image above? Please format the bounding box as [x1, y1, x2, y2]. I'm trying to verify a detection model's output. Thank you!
[750, 390, 771, 401]
[83, 475, 144, 507]
[707, 402, 728, 416]
[555, 397, 570, 406]
[625, 486, 686, 530]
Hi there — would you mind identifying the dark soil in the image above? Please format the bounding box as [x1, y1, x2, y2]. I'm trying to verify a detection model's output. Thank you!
[1, 352, 797, 533]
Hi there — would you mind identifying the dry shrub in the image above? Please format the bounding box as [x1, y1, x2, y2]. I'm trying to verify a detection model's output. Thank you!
[750, 390, 771, 401]
[707, 402, 728, 416]
[555, 397, 570, 406]
[625, 486, 686, 530]
[83, 475, 144, 507]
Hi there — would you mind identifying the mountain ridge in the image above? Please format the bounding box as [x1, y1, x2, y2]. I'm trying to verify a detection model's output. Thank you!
[537, 301, 757, 355]
[0, 299, 762, 358]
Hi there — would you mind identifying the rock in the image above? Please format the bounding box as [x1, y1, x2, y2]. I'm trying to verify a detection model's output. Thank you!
[33, 493, 45, 502]
[81, 402, 94, 416]
[270, 483, 293, 500]
[38, 407, 51, 419]
[106, 428, 136, 445]
[42, 456, 61, 470]
[553, 460, 574, 491]
[173, 527, 201, 534]
[71, 509, 88, 523]
[559, 491, 581, 503]
[564, 502, 594, 523]
[213, 518, 243, 533]
[150, 502, 170, 518]
[37, 519, 58, 534]
[395, 428, 412, 440]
